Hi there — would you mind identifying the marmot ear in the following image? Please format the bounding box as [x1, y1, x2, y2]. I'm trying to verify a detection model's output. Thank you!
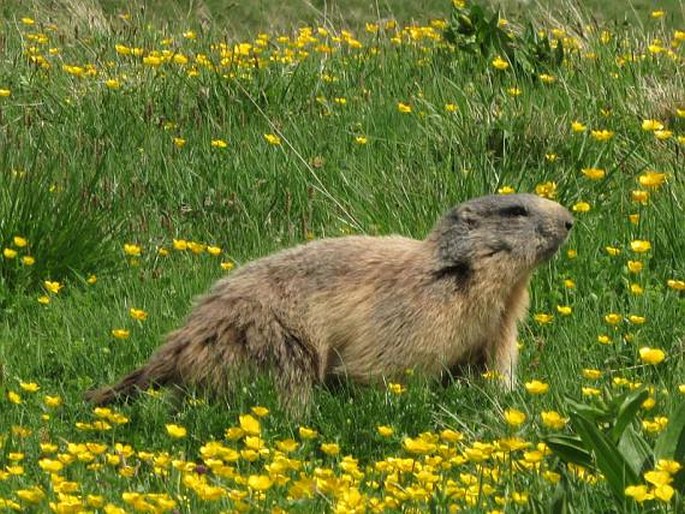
[434, 209, 475, 266]
[457, 206, 480, 229]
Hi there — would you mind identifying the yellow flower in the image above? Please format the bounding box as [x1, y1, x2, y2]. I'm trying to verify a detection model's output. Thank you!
[16, 487, 45, 504]
[377, 425, 394, 437]
[397, 102, 412, 113]
[667, 279, 685, 291]
[572, 201, 591, 213]
[247, 474, 273, 491]
[3, 248, 17, 259]
[491, 55, 509, 70]
[605, 246, 621, 256]
[631, 190, 649, 203]
[534, 181, 557, 199]
[387, 382, 406, 394]
[111, 329, 130, 339]
[507, 87, 522, 96]
[87, 274, 97, 284]
[504, 408, 526, 427]
[264, 133, 282, 145]
[497, 186, 515, 195]
[183, 30, 196, 40]
[556, 305, 572, 316]
[44, 280, 63, 294]
[545, 153, 558, 162]
[541, 411, 568, 430]
[444, 103, 458, 112]
[630, 240, 651, 253]
[298, 426, 318, 439]
[582, 387, 601, 397]
[44, 395, 62, 408]
[630, 283, 644, 295]
[172, 238, 188, 251]
[239, 414, 261, 435]
[276, 438, 299, 452]
[628, 314, 646, 324]
[354, 136, 368, 145]
[643, 416, 668, 433]
[221, 261, 235, 271]
[590, 129, 614, 141]
[571, 121, 587, 132]
[604, 313, 622, 325]
[19, 381, 39, 393]
[639, 347, 665, 365]
[625, 484, 653, 502]
[656, 459, 682, 475]
[525, 380, 549, 395]
[0, 88, 11, 97]
[654, 129, 672, 140]
[440, 429, 463, 442]
[173, 137, 186, 148]
[638, 171, 666, 188]
[563, 279, 575, 289]
[582, 369, 602, 380]
[534, 313, 553, 324]
[320, 442, 340, 456]
[129, 308, 148, 321]
[21, 256, 35, 266]
[205, 245, 221, 256]
[539, 73, 556, 84]
[581, 167, 606, 180]
[21, 17, 35, 25]
[38, 458, 64, 473]
[641, 119, 664, 131]
[650, 10, 665, 18]
[123, 243, 141, 256]
[105, 79, 120, 89]
[627, 260, 643, 273]
[403, 436, 437, 454]
[567, 249, 577, 259]
[13, 236, 27, 247]
[629, 214, 639, 225]
[37, 295, 50, 305]
[654, 484, 675, 502]
[211, 139, 228, 148]
[165, 424, 187, 438]
[8, 391, 21, 404]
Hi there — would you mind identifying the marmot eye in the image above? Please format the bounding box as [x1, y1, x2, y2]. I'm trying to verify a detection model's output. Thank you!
[499, 205, 529, 218]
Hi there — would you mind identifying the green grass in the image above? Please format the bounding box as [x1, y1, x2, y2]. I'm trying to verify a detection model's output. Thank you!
[1, 0, 685, 512]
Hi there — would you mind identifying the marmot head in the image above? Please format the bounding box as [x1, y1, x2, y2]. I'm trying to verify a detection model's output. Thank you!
[428, 193, 573, 279]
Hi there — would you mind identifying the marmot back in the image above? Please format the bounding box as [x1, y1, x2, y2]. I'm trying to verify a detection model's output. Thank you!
[85, 193, 573, 413]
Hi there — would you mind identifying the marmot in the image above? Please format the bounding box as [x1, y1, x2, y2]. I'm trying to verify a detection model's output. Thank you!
[85, 193, 573, 412]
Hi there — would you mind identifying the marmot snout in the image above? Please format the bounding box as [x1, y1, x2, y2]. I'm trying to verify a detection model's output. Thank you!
[85, 193, 573, 413]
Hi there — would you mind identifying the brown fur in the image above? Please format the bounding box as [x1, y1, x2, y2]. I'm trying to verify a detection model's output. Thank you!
[85, 193, 573, 412]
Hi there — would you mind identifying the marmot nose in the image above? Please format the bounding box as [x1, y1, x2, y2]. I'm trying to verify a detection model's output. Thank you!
[565, 220, 574, 231]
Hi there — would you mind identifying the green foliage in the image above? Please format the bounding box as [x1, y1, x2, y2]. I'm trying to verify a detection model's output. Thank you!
[544, 390, 685, 510]
[0, 144, 121, 304]
[444, 2, 564, 77]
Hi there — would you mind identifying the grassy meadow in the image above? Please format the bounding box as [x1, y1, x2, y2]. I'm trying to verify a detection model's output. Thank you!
[1, 0, 685, 512]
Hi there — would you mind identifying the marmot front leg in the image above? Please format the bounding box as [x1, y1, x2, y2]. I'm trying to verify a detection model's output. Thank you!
[486, 329, 519, 392]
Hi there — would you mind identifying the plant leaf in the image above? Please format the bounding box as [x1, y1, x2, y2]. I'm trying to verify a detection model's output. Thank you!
[543, 434, 594, 469]
[617, 423, 653, 477]
[654, 401, 685, 493]
[571, 413, 639, 503]
[610, 388, 649, 443]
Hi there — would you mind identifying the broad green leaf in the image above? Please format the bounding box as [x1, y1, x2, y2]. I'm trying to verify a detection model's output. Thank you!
[571, 413, 640, 502]
[617, 423, 653, 477]
[654, 401, 685, 493]
[564, 396, 610, 422]
[610, 388, 649, 443]
[543, 434, 594, 469]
